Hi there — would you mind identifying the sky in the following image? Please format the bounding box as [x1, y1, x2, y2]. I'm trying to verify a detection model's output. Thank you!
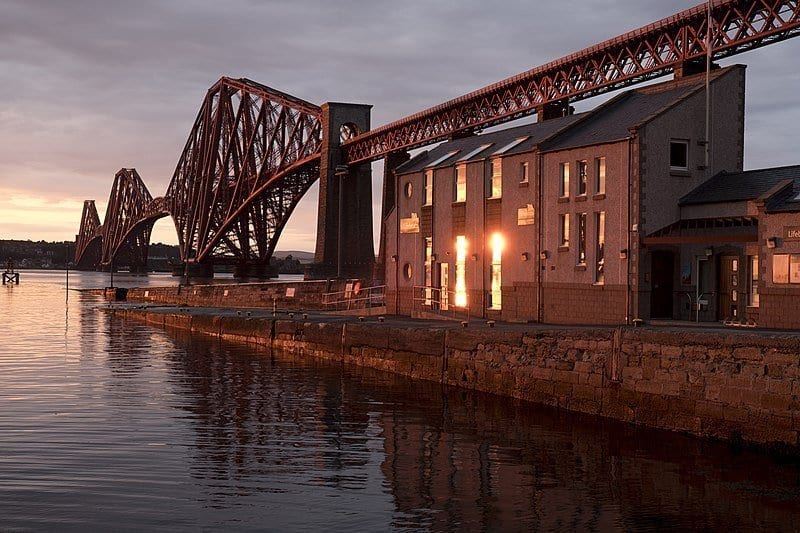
[1, 0, 799, 251]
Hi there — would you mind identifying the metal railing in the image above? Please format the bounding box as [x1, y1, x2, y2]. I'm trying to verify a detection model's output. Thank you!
[412, 285, 471, 321]
[322, 284, 386, 314]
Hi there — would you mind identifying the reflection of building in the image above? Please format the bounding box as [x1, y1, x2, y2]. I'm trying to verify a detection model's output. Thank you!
[384, 65, 800, 328]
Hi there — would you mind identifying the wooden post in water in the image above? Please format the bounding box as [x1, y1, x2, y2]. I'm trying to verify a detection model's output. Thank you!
[2, 259, 20, 285]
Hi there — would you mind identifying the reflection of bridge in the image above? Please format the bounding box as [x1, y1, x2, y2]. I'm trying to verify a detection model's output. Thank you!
[75, 0, 800, 276]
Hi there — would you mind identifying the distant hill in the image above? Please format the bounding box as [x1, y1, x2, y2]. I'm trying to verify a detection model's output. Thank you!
[272, 250, 314, 263]
[0, 239, 315, 270]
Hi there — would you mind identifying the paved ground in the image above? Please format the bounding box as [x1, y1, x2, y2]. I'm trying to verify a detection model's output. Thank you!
[103, 301, 799, 338]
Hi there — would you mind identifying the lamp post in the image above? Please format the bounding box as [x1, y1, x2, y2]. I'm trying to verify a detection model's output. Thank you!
[334, 165, 349, 279]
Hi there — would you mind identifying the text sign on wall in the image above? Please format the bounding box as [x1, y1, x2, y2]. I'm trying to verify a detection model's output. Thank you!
[400, 213, 420, 234]
[784, 227, 800, 241]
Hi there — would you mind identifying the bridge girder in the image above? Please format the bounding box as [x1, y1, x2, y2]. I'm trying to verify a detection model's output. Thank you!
[342, 0, 800, 163]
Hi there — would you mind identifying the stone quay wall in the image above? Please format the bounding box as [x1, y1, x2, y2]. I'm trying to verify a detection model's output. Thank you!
[126, 279, 358, 310]
[116, 307, 800, 451]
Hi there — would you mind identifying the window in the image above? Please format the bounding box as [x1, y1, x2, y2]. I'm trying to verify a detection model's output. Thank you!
[423, 170, 433, 206]
[749, 255, 760, 307]
[577, 213, 587, 265]
[559, 213, 570, 248]
[559, 162, 570, 197]
[595, 212, 605, 283]
[595, 157, 606, 195]
[489, 158, 502, 198]
[670, 140, 689, 171]
[489, 233, 503, 310]
[455, 236, 468, 307]
[455, 164, 467, 202]
[577, 160, 588, 196]
[773, 254, 800, 284]
[520, 161, 530, 184]
[424, 237, 433, 304]
[404, 181, 413, 198]
[403, 263, 413, 280]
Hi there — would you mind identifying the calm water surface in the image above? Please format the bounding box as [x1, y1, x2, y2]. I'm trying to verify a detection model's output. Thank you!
[2, 271, 800, 531]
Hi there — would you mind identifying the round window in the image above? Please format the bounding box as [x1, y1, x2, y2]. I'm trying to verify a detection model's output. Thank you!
[403, 263, 413, 280]
[404, 181, 413, 198]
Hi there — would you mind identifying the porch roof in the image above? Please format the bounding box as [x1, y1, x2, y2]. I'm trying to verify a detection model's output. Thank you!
[643, 216, 758, 245]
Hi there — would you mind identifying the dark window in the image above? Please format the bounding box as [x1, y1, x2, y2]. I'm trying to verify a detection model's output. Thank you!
[577, 160, 588, 195]
[670, 140, 689, 171]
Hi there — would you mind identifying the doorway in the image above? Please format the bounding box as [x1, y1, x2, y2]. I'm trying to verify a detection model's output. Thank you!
[718, 255, 740, 321]
[651, 251, 675, 319]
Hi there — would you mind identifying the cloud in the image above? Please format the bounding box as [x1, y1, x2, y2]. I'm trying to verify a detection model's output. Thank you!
[1, 0, 799, 249]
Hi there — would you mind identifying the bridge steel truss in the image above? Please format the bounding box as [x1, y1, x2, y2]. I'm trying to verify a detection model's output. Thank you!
[341, 0, 800, 164]
[166, 77, 323, 267]
[75, 78, 323, 272]
[75, 0, 800, 273]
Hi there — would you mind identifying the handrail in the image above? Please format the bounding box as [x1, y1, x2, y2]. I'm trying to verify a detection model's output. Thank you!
[412, 285, 471, 321]
[322, 284, 386, 312]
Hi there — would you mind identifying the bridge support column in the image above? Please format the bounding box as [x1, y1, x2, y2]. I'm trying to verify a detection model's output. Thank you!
[183, 262, 214, 279]
[309, 102, 374, 280]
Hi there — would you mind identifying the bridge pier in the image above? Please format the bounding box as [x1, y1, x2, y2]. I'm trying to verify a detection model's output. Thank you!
[233, 263, 276, 279]
[181, 262, 214, 279]
[309, 102, 375, 280]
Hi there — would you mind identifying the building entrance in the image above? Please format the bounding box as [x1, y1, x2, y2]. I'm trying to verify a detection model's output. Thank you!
[718, 255, 740, 321]
[650, 251, 675, 319]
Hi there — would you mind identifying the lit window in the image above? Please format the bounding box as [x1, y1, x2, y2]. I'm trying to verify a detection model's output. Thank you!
[423, 170, 433, 206]
[771, 254, 800, 284]
[595, 212, 605, 283]
[670, 140, 689, 171]
[520, 161, 529, 184]
[489, 159, 502, 198]
[577, 213, 587, 265]
[749, 255, 760, 307]
[577, 160, 588, 196]
[595, 157, 606, 194]
[424, 237, 433, 304]
[455, 165, 467, 203]
[455, 236, 468, 307]
[559, 162, 570, 197]
[489, 233, 503, 310]
[559, 213, 570, 248]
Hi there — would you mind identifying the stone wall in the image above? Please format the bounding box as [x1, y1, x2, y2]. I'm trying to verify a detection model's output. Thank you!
[126, 279, 358, 310]
[114, 307, 800, 450]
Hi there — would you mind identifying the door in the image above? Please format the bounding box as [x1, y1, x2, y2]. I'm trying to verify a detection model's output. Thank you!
[718, 256, 739, 320]
[439, 263, 449, 311]
[651, 251, 675, 319]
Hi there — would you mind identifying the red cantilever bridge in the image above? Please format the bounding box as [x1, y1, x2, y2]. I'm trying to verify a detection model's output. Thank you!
[75, 0, 800, 277]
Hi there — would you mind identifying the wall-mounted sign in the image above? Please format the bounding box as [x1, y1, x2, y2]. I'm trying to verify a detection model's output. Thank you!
[400, 212, 420, 234]
[285, 287, 295, 298]
[784, 226, 800, 241]
[517, 204, 535, 226]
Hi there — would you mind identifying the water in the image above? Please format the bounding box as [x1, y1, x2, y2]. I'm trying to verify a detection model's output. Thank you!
[1, 271, 800, 531]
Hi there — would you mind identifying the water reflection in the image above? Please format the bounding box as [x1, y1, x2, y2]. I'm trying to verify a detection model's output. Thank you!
[0, 271, 799, 531]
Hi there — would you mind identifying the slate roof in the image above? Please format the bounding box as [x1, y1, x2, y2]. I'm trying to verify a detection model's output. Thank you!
[679, 165, 800, 207]
[540, 67, 738, 152]
[395, 113, 585, 175]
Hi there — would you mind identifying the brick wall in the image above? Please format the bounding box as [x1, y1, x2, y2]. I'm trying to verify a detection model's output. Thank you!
[542, 283, 627, 325]
[758, 287, 800, 330]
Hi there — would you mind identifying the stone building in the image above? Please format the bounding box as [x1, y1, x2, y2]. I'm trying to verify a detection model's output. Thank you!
[382, 64, 799, 329]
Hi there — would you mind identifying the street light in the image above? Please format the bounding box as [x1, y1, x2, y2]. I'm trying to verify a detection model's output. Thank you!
[334, 165, 349, 279]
